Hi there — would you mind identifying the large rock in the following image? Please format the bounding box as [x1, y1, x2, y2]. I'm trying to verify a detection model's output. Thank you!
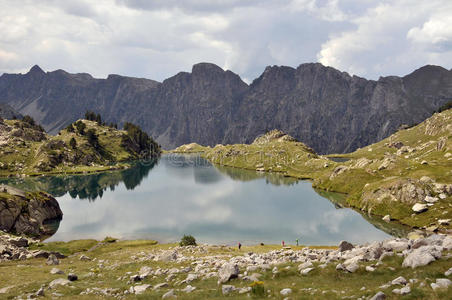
[402, 246, 441, 268]
[0, 185, 62, 237]
[412, 203, 428, 213]
[338, 241, 354, 252]
[218, 263, 239, 284]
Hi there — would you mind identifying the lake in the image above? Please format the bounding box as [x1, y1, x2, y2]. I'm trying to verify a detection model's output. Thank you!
[1, 154, 410, 245]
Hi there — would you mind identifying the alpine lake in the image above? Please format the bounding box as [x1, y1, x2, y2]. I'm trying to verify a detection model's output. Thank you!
[1, 154, 411, 246]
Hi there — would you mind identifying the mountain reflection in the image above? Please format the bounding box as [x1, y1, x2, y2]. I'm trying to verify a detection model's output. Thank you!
[0, 160, 157, 201]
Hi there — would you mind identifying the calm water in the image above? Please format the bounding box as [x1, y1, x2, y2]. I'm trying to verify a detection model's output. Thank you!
[2, 154, 410, 245]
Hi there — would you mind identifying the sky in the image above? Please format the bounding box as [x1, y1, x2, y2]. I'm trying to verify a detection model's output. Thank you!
[0, 0, 451, 82]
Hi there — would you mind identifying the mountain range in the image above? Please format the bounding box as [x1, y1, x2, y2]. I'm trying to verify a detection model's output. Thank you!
[1, 63, 451, 154]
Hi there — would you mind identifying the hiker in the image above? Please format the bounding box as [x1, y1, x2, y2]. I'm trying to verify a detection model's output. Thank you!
[282, 240, 285, 247]
[238, 242, 242, 250]
[296, 238, 299, 246]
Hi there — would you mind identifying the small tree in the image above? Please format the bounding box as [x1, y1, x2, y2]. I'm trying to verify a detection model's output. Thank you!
[74, 121, 86, 135]
[179, 235, 197, 246]
[86, 128, 100, 149]
[66, 123, 75, 133]
[69, 137, 77, 149]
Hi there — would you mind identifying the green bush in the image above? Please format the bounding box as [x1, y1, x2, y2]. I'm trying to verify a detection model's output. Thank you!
[179, 234, 197, 246]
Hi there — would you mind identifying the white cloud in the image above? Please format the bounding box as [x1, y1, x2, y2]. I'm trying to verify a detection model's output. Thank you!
[317, 0, 452, 78]
[0, 0, 451, 81]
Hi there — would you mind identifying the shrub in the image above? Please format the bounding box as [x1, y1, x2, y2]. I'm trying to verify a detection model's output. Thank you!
[66, 123, 75, 132]
[74, 121, 86, 135]
[86, 129, 100, 149]
[250, 281, 265, 297]
[179, 234, 196, 246]
[69, 137, 77, 149]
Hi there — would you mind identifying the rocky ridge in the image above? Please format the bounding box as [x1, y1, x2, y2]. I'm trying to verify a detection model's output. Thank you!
[1, 63, 451, 154]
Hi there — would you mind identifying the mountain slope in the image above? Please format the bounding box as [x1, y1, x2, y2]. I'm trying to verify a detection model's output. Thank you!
[1, 63, 451, 154]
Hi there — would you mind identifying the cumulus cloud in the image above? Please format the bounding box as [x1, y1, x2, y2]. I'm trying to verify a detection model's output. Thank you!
[0, 0, 450, 81]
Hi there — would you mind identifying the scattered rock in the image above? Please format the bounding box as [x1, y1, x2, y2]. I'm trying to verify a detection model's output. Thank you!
[412, 203, 428, 213]
[154, 283, 169, 290]
[338, 241, 354, 252]
[181, 285, 196, 293]
[382, 215, 391, 222]
[46, 254, 59, 265]
[218, 263, 239, 284]
[301, 267, 314, 275]
[430, 278, 452, 290]
[131, 284, 151, 295]
[392, 285, 411, 295]
[402, 245, 441, 268]
[346, 262, 359, 273]
[49, 278, 70, 288]
[50, 268, 64, 275]
[445, 267, 452, 276]
[391, 276, 407, 285]
[222, 285, 236, 295]
[370, 291, 386, 300]
[162, 289, 176, 299]
[79, 255, 91, 261]
[366, 266, 375, 272]
[280, 288, 292, 296]
[424, 196, 438, 203]
[185, 273, 198, 283]
[67, 273, 78, 281]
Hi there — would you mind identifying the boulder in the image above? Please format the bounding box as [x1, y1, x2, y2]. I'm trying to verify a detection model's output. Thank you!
[392, 285, 411, 295]
[50, 268, 64, 275]
[412, 203, 428, 213]
[222, 285, 236, 295]
[346, 262, 359, 273]
[162, 289, 176, 299]
[382, 215, 391, 223]
[338, 241, 354, 252]
[402, 246, 441, 268]
[132, 284, 151, 295]
[370, 291, 386, 300]
[49, 278, 70, 288]
[391, 276, 407, 285]
[218, 263, 239, 284]
[181, 285, 196, 293]
[430, 278, 451, 290]
[46, 254, 59, 265]
[280, 288, 292, 296]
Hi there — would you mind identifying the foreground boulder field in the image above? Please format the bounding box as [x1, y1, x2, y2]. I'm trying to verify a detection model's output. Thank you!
[0, 232, 451, 299]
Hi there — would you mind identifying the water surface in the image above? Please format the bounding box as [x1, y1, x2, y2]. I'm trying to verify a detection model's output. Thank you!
[2, 155, 409, 245]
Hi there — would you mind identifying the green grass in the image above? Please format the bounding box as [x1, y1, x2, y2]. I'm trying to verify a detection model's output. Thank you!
[0, 238, 451, 299]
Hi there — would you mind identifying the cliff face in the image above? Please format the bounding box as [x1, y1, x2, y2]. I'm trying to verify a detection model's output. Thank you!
[1, 63, 451, 154]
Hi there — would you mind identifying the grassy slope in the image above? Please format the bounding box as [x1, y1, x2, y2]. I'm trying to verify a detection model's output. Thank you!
[171, 110, 452, 231]
[0, 119, 138, 177]
[0, 238, 450, 299]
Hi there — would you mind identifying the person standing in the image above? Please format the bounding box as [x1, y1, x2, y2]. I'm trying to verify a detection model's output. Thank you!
[282, 240, 285, 247]
[296, 239, 299, 246]
[238, 242, 242, 250]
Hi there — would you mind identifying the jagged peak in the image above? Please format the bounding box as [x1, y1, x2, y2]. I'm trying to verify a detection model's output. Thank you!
[192, 62, 225, 75]
[28, 65, 45, 75]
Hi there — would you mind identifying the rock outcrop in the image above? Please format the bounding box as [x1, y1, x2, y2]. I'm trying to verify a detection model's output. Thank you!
[0, 184, 62, 237]
[1, 63, 451, 154]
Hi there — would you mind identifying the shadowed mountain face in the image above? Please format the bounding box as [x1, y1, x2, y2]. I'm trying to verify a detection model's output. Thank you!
[0, 63, 451, 154]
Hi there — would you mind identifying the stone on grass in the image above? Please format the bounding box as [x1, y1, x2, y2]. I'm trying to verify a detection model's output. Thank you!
[36, 287, 45, 297]
[298, 261, 313, 270]
[300, 267, 314, 275]
[445, 267, 452, 276]
[424, 196, 438, 203]
[46, 254, 59, 265]
[154, 283, 169, 290]
[139, 266, 152, 278]
[365, 266, 375, 272]
[402, 246, 441, 268]
[338, 241, 354, 252]
[67, 273, 78, 281]
[185, 273, 198, 283]
[391, 276, 407, 285]
[132, 284, 151, 295]
[79, 255, 91, 261]
[49, 278, 70, 288]
[412, 203, 428, 213]
[50, 268, 64, 275]
[162, 289, 176, 299]
[346, 262, 359, 273]
[218, 263, 239, 284]
[181, 285, 196, 293]
[370, 291, 386, 300]
[392, 285, 411, 295]
[280, 288, 292, 296]
[430, 278, 452, 290]
[222, 285, 236, 295]
[382, 215, 390, 222]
